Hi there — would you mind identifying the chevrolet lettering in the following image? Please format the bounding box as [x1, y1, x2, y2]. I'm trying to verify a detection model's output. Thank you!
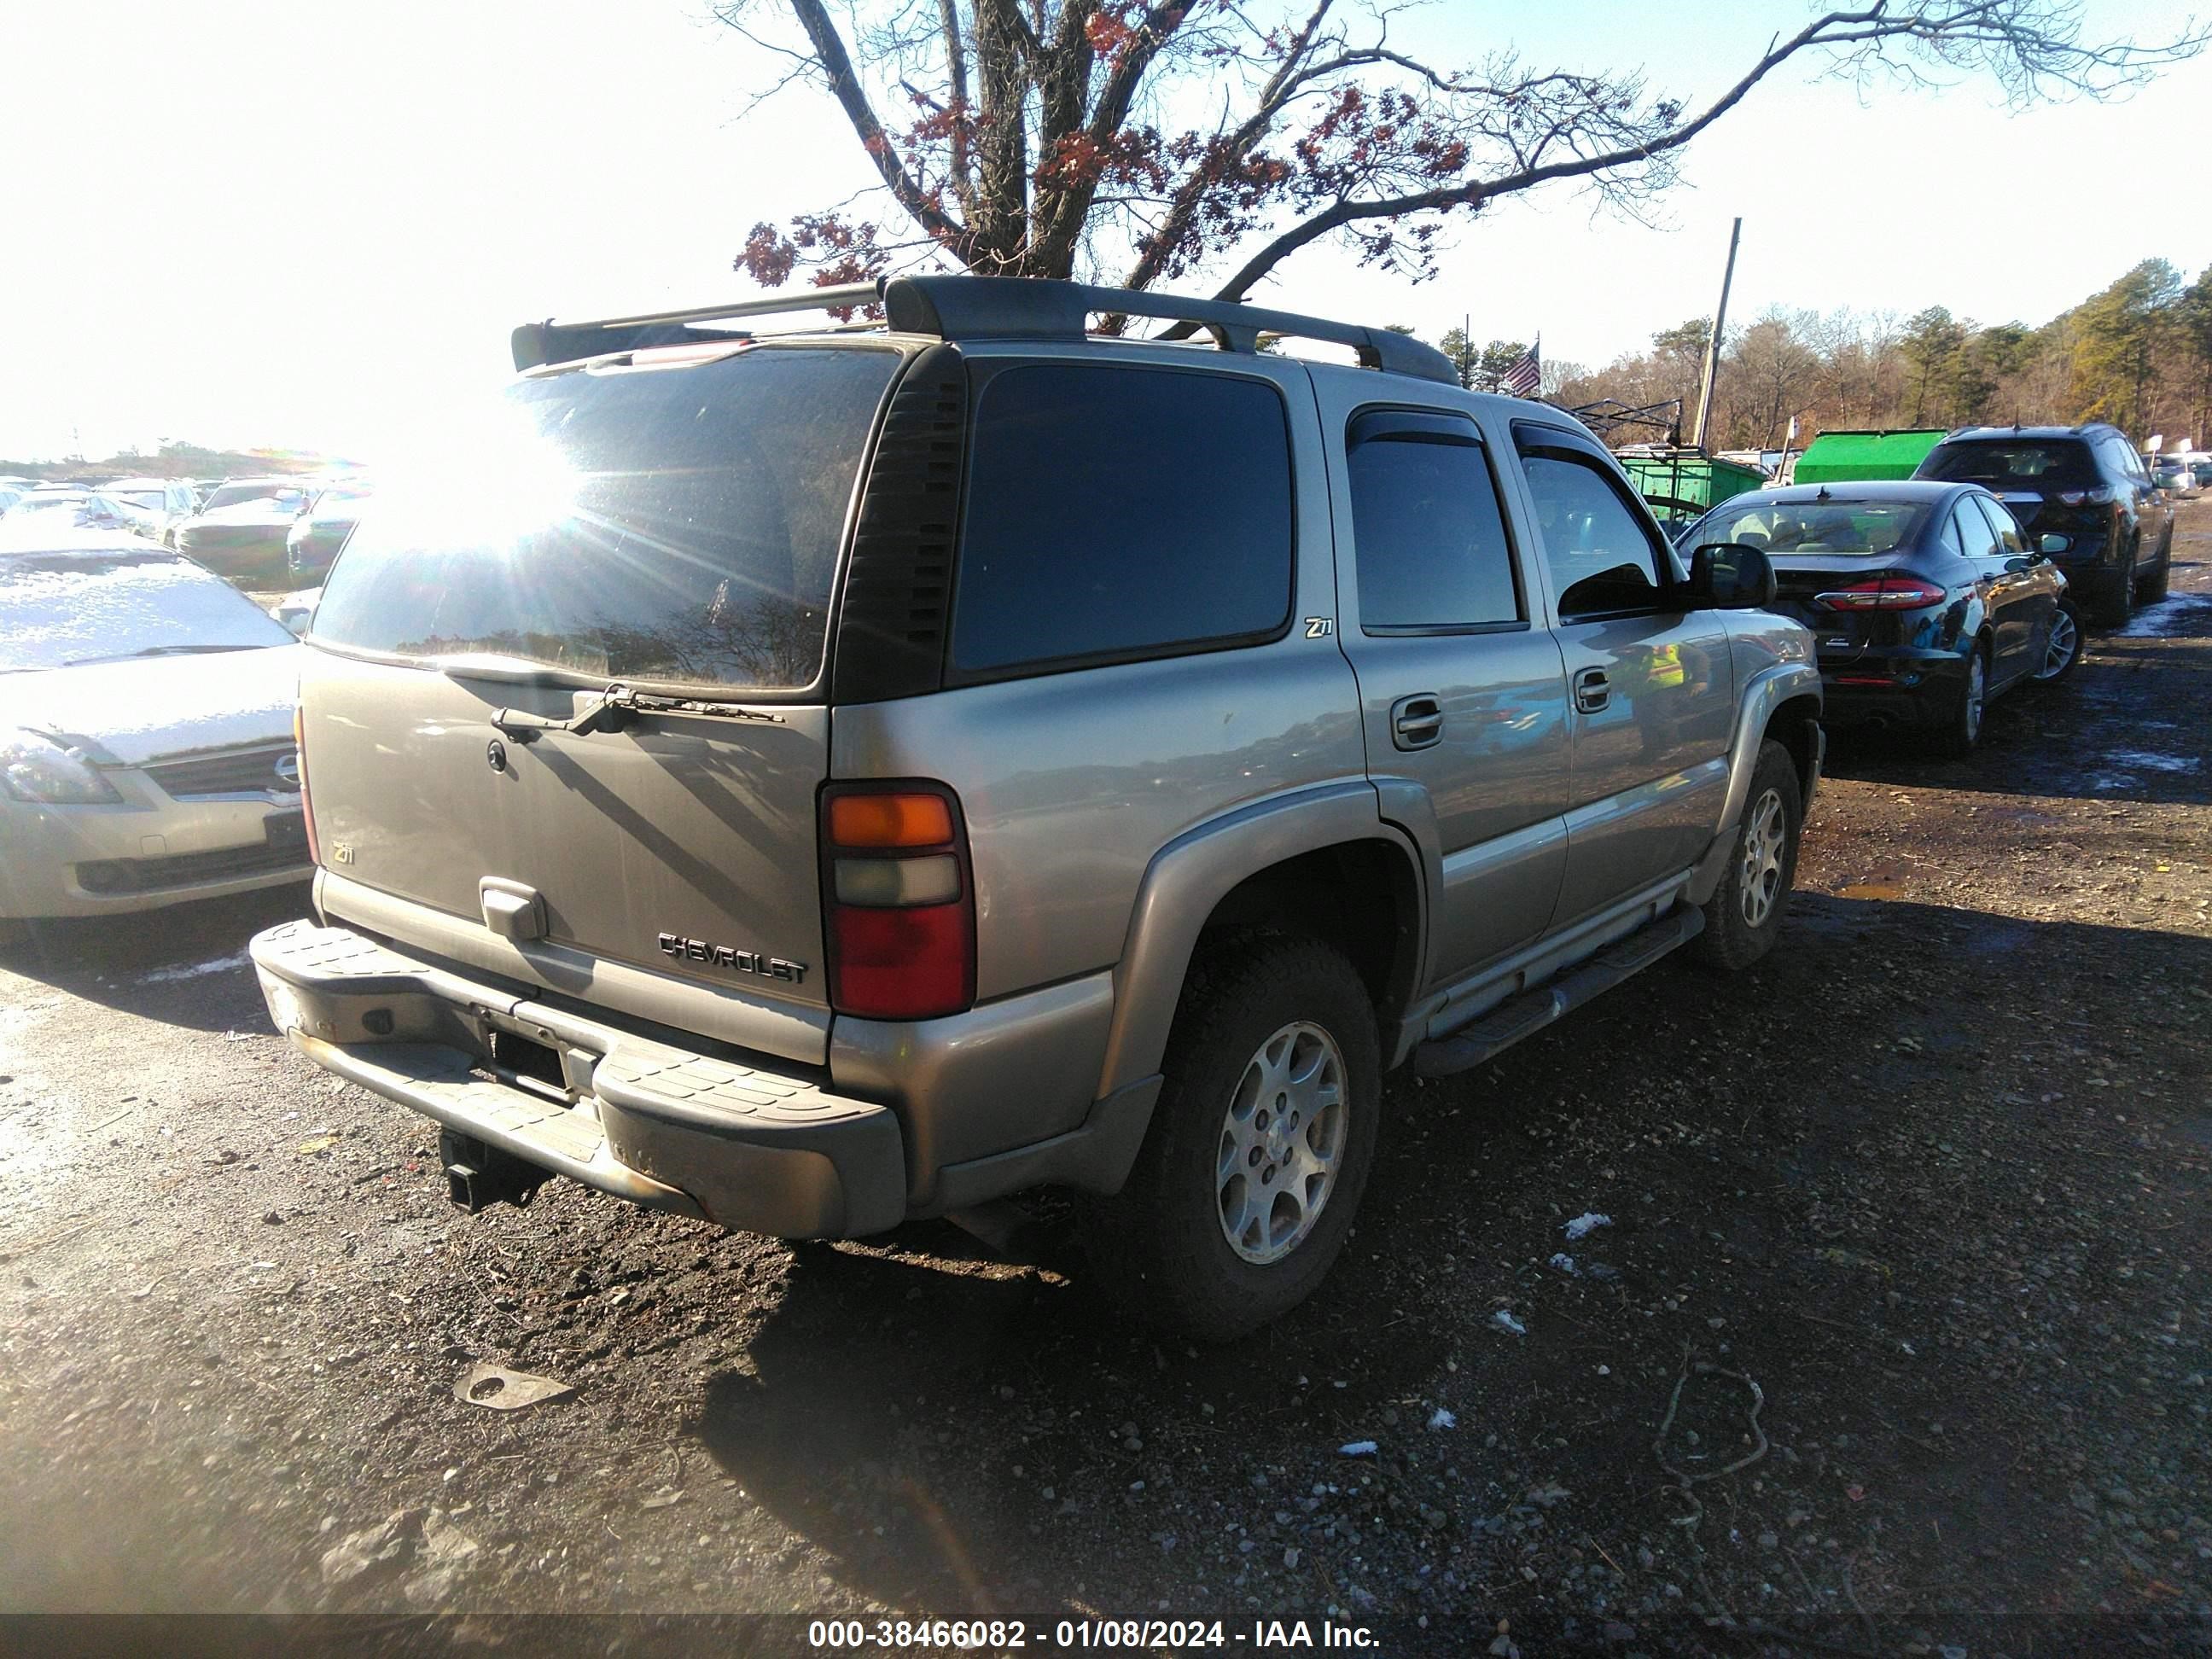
[656, 933, 807, 983]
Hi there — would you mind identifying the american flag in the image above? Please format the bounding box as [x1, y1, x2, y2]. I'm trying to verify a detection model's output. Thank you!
[1500, 340, 1541, 399]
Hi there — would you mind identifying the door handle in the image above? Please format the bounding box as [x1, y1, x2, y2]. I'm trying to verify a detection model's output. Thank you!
[1573, 668, 1610, 713]
[1390, 693, 1444, 751]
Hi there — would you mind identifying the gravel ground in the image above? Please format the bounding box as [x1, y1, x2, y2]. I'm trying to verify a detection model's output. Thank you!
[3, 508, 2209, 1657]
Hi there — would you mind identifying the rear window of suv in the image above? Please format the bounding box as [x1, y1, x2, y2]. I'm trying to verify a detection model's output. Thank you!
[311, 345, 899, 691]
[1919, 440, 2097, 490]
[951, 363, 1294, 676]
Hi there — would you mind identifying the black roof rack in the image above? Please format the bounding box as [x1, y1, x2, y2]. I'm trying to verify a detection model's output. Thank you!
[513, 274, 1459, 386]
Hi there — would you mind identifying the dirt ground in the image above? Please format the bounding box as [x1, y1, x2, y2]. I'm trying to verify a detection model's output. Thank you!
[3, 508, 2209, 1658]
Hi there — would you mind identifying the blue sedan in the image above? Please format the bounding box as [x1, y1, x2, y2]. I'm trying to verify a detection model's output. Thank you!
[1679, 480, 2076, 754]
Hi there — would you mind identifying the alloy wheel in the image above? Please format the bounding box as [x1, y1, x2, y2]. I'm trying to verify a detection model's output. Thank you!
[2034, 609, 2079, 682]
[1216, 1021, 1348, 1266]
[1738, 786, 1787, 929]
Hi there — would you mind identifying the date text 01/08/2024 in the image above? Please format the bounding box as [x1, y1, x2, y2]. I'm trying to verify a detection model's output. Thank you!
[806, 1618, 1382, 1649]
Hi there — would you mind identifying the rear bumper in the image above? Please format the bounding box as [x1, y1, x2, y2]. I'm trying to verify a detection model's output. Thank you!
[1817, 649, 1971, 731]
[249, 919, 908, 1237]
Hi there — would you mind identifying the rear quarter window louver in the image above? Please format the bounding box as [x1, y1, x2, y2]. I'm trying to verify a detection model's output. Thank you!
[830, 343, 966, 704]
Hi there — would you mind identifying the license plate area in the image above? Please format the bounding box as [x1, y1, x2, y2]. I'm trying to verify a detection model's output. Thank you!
[469, 1008, 588, 1106]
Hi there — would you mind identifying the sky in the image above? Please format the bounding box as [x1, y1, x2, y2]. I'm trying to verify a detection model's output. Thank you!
[3, 0, 2209, 465]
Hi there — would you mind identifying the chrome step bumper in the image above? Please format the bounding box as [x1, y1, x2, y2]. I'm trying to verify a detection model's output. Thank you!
[248, 921, 907, 1237]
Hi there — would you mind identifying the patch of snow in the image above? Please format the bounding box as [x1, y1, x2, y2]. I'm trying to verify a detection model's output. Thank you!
[2, 644, 302, 765]
[2116, 591, 2212, 637]
[2104, 750, 2200, 774]
[1, 546, 296, 672]
[1549, 1253, 1578, 1276]
[140, 952, 249, 984]
[1490, 1310, 1528, 1337]
[1428, 1407, 1456, 1431]
[1338, 1441, 1378, 1458]
[2088, 773, 2139, 793]
[1563, 1212, 1612, 1241]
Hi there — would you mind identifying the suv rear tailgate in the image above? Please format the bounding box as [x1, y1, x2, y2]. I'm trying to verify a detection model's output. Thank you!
[303, 652, 832, 1062]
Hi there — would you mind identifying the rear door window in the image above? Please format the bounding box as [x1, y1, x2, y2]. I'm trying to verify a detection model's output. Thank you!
[311, 345, 899, 691]
[951, 364, 1294, 676]
[1953, 499, 2004, 561]
[1971, 494, 2025, 557]
[1344, 410, 1521, 630]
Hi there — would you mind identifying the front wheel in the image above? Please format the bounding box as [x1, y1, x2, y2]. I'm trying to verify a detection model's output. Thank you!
[1085, 933, 1380, 1342]
[1694, 740, 1802, 972]
[2030, 599, 2084, 686]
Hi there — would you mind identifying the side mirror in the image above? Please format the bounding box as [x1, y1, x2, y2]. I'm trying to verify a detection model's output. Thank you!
[1687, 542, 1777, 609]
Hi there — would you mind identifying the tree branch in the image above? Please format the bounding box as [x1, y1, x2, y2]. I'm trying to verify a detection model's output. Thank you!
[784, 0, 969, 255]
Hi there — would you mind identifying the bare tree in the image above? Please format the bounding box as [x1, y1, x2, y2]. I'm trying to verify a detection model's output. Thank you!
[723, 1, 2203, 308]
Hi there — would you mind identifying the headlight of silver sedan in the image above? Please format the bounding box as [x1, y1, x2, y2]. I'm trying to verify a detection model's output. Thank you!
[0, 730, 122, 804]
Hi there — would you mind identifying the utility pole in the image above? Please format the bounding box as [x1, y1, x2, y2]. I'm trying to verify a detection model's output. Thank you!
[1691, 217, 1741, 452]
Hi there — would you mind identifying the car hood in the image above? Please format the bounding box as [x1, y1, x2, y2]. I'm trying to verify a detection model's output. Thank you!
[2, 644, 303, 765]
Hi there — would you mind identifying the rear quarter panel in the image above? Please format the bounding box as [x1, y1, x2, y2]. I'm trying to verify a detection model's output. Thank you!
[829, 342, 1366, 1004]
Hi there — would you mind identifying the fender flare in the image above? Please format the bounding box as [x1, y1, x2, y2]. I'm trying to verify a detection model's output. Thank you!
[1687, 661, 1823, 906]
[1094, 780, 1426, 1098]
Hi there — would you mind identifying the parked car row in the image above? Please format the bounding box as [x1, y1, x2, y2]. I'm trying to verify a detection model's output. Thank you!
[0, 473, 373, 588]
[1669, 421, 2173, 749]
[0, 276, 2193, 1341]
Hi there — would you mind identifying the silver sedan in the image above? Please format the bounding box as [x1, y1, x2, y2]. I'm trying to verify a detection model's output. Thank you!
[0, 537, 310, 943]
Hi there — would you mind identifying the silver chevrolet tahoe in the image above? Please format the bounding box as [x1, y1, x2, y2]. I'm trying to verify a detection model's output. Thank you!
[249, 276, 1821, 1339]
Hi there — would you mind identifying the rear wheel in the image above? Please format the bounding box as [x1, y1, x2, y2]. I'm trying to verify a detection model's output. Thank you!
[1086, 933, 1380, 1342]
[1933, 643, 1989, 757]
[2030, 599, 2084, 686]
[1694, 740, 1801, 972]
[2136, 540, 2171, 604]
[2096, 556, 2136, 628]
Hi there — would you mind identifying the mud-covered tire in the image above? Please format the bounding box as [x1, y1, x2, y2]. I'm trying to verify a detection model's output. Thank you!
[2095, 557, 2136, 628]
[1693, 740, 1801, 973]
[1085, 932, 1380, 1342]
[2136, 542, 2171, 604]
[2030, 598, 2085, 686]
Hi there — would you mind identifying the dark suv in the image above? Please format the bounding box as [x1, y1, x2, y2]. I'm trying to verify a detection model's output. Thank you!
[1914, 423, 2171, 626]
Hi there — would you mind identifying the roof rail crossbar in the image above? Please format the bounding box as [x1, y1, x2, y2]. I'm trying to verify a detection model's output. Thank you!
[514, 273, 1458, 385]
[882, 275, 1459, 385]
[512, 281, 883, 370]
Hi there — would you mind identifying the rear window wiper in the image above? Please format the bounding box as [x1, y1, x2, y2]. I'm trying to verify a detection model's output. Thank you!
[490, 681, 788, 742]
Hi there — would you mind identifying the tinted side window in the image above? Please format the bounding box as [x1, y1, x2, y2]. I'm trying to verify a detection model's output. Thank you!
[1347, 415, 1521, 630]
[952, 364, 1294, 675]
[1518, 452, 1667, 617]
[1953, 501, 2003, 560]
[1974, 495, 2024, 556]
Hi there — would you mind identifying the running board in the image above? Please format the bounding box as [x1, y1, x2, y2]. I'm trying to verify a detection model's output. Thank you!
[1412, 905, 1706, 1079]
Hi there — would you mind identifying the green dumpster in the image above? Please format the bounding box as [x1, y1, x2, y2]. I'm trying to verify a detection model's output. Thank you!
[1618, 451, 1770, 533]
[1789, 428, 1948, 486]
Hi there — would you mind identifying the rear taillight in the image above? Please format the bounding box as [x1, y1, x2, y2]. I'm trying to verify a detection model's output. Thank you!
[1815, 575, 1946, 611]
[294, 704, 320, 865]
[2054, 486, 2116, 507]
[821, 783, 973, 1021]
